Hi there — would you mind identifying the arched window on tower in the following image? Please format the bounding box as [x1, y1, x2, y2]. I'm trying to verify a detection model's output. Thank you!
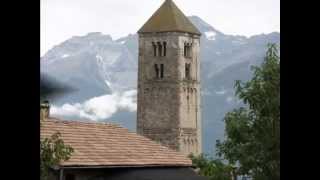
[152, 42, 157, 56]
[188, 43, 192, 57]
[154, 64, 160, 78]
[185, 63, 191, 79]
[160, 64, 164, 79]
[183, 43, 192, 58]
[186, 43, 189, 57]
[163, 42, 167, 56]
[157, 42, 162, 57]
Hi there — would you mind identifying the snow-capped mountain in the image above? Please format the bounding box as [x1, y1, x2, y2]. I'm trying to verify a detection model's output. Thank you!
[41, 32, 138, 104]
[41, 16, 280, 156]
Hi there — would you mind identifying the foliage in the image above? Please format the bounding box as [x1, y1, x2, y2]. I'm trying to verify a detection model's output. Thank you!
[40, 131, 74, 180]
[189, 154, 234, 180]
[216, 44, 280, 179]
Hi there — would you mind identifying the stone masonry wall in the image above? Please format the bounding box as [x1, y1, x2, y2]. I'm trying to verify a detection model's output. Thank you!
[137, 32, 202, 155]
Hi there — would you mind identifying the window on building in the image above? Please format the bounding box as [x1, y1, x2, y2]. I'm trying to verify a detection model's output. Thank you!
[187, 43, 192, 57]
[152, 42, 157, 56]
[185, 43, 189, 57]
[160, 64, 164, 79]
[65, 174, 75, 180]
[157, 42, 162, 57]
[183, 43, 192, 58]
[154, 64, 160, 78]
[185, 63, 191, 79]
[163, 42, 167, 56]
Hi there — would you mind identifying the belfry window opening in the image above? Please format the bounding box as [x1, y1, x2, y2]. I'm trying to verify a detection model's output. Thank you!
[152, 42, 157, 56]
[188, 43, 192, 57]
[157, 42, 162, 57]
[186, 44, 189, 57]
[184, 42, 192, 58]
[154, 64, 160, 78]
[154, 64, 164, 79]
[160, 64, 164, 79]
[153, 41, 167, 57]
[163, 42, 167, 56]
[185, 63, 191, 79]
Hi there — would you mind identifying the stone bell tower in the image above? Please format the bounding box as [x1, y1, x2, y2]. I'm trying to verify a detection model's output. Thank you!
[137, 0, 202, 155]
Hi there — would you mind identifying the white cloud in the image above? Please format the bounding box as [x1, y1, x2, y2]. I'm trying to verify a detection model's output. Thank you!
[51, 90, 137, 121]
[205, 31, 217, 40]
[61, 54, 70, 58]
[215, 90, 226, 95]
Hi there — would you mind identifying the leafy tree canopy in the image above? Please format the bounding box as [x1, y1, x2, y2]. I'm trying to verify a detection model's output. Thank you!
[216, 44, 280, 179]
[189, 154, 233, 180]
[40, 121, 74, 180]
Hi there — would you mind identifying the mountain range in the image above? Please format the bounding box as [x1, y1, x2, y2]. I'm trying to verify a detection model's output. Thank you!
[40, 16, 280, 156]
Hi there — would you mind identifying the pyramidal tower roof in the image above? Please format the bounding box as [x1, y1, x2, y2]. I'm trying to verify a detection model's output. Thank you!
[138, 0, 201, 35]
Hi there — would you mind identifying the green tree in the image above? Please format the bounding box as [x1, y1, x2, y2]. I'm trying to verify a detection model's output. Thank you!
[189, 154, 233, 180]
[216, 44, 280, 179]
[40, 127, 73, 180]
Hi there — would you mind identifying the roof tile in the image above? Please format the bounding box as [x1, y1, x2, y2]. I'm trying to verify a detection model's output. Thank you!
[41, 118, 192, 167]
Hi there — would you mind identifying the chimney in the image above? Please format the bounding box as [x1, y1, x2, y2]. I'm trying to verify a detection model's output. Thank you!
[40, 100, 50, 121]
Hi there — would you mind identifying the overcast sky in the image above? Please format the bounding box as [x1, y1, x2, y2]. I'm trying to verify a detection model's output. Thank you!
[41, 0, 280, 56]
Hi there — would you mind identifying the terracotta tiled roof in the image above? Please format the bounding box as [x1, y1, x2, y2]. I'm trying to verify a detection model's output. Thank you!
[41, 118, 192, 167]
[138, 0, 201, 35]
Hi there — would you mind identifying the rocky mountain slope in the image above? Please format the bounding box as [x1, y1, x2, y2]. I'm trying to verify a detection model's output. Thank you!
[41, 16, 280, 155]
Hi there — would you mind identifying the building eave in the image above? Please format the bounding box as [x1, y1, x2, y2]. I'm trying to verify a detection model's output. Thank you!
[57, 164, 194, 170]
